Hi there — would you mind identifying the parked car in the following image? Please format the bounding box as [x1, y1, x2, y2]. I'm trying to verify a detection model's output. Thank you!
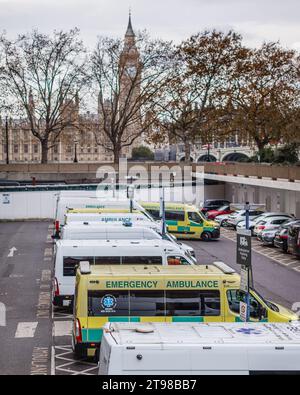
[214, 211, 240, 227]
[258, 228, 279, 246]
[206, 205, 235, 220]
[287, 223, 300, 258]
[236, 212, 293, 234]
[274, 220, 300, 253]
[227, 209, 264, 229]
[201, 199, 231, 215]
[253, 216, 294, 237]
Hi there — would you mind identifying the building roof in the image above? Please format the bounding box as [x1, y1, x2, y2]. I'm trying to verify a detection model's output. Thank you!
[125, 13, 135, 37]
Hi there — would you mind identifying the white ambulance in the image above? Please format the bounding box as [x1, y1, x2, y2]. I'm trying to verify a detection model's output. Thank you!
[60, 222, 196, 260]
[99, 322, 300, 375]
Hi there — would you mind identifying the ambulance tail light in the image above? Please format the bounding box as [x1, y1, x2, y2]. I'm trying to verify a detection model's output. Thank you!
[257, 225, 265, 230]
[55, 220, 60, 233]
[53, 277, 60, 297]
[75, 319, 82, 343]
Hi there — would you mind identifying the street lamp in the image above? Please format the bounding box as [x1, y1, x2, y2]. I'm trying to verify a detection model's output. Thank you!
[125, 175, 139, 213]
[207, 143, 211, 162]
[73, 140, 78, 163]
[5, 116, 9, 165]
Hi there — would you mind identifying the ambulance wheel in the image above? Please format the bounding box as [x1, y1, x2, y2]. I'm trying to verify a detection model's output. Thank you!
[201, 232, 211, 241]
[94, 348, 100, 362]
[72, 336, 84, 359]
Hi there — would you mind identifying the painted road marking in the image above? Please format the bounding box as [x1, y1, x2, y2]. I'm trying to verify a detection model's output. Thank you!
[7, 247, 17, 258]
[221, 229, 300, 273]
[54, 345, 98, 376]
[37, 291, 51, 319]
[44, 248, 53, 257]
[41, 270, 51, 282]
[53, 321, 72, 337]
[30, 347, 49, 375]
[15, 322, 38, 338]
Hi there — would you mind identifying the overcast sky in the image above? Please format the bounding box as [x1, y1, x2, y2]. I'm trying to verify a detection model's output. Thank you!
[0, 0, 300, 50]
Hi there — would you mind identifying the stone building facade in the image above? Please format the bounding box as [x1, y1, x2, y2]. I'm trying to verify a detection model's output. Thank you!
[0, 16, 142, 164]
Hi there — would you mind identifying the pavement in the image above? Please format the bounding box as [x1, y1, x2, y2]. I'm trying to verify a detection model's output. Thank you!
[0, 221, 300, 375]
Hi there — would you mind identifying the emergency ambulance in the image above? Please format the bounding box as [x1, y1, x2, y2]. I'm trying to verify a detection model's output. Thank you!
[72, 263, 298, 358]
[141, 202, 220, 240]
[53, 239, 195, 308]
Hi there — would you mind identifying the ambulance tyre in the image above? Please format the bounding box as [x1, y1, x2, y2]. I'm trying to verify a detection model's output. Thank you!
[94, 348, 100, 362]
[72, 335, 84, 359]
[201, 232, 212, 241]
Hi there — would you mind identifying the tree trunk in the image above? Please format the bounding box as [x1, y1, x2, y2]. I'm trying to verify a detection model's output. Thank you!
[184, 141, 191, 163]
[41, 140, 48, 164]
[113, 144, 122, 164]
[255, 140, 267, 163]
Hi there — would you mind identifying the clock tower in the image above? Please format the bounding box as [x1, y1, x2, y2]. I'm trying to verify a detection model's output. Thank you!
[119, 13, 142, 158]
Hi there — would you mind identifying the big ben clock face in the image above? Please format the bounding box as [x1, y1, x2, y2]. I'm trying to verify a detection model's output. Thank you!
[126, 66, 137, 78]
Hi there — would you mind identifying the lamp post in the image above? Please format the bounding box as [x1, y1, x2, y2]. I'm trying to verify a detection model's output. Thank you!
[73, 140, 78, 163]
[125, 175, 139, 213]
[5, 116, 9, 165]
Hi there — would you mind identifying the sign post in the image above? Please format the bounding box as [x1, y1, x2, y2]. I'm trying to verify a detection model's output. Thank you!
[160, 188, 167, 235]
[236, 228, 252, 322]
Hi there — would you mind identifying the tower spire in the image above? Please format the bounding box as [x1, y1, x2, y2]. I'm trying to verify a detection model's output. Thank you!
[125, 9, 135, 37]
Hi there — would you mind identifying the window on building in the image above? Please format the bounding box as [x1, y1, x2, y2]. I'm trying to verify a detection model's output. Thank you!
[34, 144, 39, 154]
[14, 145, 19, 154]
[24, 144, 29, 154]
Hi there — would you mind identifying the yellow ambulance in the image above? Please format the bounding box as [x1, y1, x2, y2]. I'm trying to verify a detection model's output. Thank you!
[72, 263, 298, 358]
[140, 202, 220, 240]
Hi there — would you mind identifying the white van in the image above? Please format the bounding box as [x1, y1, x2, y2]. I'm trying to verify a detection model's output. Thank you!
[61, 224, 162, 241]
[64, 212, 154, 226]
[54, 196, 149, 230]
[52, 239, 195, 307]
[61, 223, 196, 260]
[99, 322, 300, 375]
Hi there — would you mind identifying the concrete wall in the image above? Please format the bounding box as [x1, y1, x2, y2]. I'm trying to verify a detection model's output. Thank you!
[1, 162, 300, 183]
[225, 183, 300, 217]
[0, 191, 57, 220]
[204, 184, 226, 201]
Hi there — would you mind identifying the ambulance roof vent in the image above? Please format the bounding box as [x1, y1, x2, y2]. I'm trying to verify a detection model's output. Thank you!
[213, 261, 236, 274]
[135, 326, 155, 334]
[80, 261, 91, 275]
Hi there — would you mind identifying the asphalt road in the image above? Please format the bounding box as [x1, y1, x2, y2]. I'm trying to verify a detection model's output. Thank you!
[0, 222, 53, 375]
[0, 221, 300, 375]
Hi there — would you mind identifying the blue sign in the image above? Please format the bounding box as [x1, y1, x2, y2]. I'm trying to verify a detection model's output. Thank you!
[236, 328, 262, 335]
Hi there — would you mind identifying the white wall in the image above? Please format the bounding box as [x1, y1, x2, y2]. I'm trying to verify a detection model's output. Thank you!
[225, 183, 300, 217]
[0, 191, 57, 220]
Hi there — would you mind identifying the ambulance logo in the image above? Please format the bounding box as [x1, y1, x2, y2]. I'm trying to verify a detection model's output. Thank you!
[101, 295, 117, 310]
[236, 328, 262, 335]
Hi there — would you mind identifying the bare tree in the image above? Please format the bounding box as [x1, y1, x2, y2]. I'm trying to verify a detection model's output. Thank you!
[224, 42, 299, 156]
[0, 29, 88, 163]
[90, 31, 171, 164]
[153, 30, 244, 162]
